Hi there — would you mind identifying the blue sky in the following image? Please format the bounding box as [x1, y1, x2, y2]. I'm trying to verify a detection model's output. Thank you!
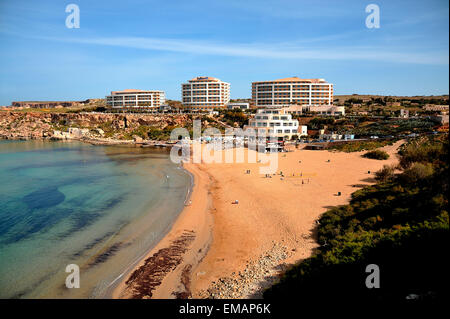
[0, 0, 448, 105]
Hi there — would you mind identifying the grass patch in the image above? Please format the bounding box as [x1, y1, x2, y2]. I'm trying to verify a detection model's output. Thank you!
[328, 139, 394, 152]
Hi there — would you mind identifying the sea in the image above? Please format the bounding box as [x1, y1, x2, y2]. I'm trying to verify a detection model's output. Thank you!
[0, 139, 191, 298]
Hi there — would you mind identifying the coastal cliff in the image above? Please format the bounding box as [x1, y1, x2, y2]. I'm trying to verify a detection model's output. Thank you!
[0, 111, 192, 141]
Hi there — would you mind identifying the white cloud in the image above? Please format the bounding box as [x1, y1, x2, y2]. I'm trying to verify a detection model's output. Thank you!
[32, 35, 450, 65]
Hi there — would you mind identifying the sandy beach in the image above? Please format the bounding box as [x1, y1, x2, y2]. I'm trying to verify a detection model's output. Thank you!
[113, 140, 403, 299]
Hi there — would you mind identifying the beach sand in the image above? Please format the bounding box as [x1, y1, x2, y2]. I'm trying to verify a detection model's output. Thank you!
[113, 140, 403, 299]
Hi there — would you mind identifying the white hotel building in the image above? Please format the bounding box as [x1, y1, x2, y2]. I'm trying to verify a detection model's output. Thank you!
[244, 108, 307, 140]
[182, 76, 230, 110]
[106, 89, 165, 108]
[252, 77, 333, 107]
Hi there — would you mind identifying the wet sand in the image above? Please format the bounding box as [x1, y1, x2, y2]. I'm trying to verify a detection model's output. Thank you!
[112, 161, 214, 298]
[113, 140, 403, 299]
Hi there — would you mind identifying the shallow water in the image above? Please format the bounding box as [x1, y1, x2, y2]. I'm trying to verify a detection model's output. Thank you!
[0, 140, 190, 298]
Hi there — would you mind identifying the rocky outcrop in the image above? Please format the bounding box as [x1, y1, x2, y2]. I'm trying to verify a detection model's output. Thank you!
[196, 242, 290, 299]
[0, 111, 53, 139]
[0, 111, 191, 141]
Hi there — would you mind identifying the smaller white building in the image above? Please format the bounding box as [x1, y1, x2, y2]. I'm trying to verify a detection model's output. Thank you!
[227, 102, 250, 110]
[320, 132, 355, 141]
[284, 104, 345, 116]
[244, 108, 307, 140]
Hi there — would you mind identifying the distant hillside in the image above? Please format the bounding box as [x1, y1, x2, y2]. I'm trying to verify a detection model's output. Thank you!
[334, 94, 449, 105]
[10, 99, 106, 109]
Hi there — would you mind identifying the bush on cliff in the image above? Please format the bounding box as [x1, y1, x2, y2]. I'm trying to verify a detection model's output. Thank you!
[220, 109, 249, 127]
[123, 125, 177, 141]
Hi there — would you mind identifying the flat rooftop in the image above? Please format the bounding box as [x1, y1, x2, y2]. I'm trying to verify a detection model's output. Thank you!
[252, 77, 328, 84]
[111, 89, 164, 94]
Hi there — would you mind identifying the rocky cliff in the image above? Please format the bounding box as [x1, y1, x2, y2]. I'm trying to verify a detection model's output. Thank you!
[0, 111, 192, 141]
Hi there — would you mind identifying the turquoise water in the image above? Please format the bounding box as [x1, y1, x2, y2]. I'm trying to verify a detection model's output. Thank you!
[0, 140, 191, 298]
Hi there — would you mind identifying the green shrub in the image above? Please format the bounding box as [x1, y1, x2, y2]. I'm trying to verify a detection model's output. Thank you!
[362, 150, 389, 160]
[398, 136, 447, 169]
[398, 163, 434, 184]
[375, 164, 396, 182]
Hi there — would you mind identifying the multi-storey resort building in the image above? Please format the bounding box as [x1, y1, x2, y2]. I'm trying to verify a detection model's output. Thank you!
[244, 108, 307, 140]
[251, 77, 333, 108]
[182, 77, 230, 110]
[106, 89, 165, 108]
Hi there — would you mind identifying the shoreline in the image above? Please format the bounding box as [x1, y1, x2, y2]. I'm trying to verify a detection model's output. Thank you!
[113, 140, 404, 299]
[0, 139, 194, 299]
[0, 135, 166, 147]
[112, 161, 214, 299]
[103, 162, 197, 298]
[0, 137, 195, 299]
